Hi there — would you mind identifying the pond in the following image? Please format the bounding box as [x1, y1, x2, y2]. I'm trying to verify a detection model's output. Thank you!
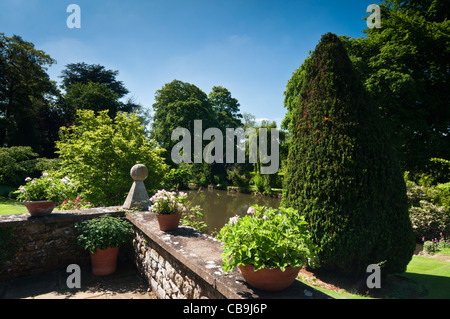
[185, 189, 281, 234]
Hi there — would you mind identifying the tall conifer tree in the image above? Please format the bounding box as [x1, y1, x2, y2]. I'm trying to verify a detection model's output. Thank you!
[282, 33, 415, 277]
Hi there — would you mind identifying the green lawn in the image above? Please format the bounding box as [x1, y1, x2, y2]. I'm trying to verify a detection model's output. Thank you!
[300, 255, 450, 299]
[0, 197, 27, 215]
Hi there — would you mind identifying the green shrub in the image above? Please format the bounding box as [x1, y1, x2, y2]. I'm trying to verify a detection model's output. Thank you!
[423, 241, 435, 254]
[0, 147, 61, 189]
[227, 168, 249, 188]
[75, 215, 134, 253]
[406, 180, 450, 241]
[282, 33, 415, 277]
[54, 110, 168, 206]
[410, 202, 449, 241]
[0, 146, 38, 187]
[164, 165, 192, 190]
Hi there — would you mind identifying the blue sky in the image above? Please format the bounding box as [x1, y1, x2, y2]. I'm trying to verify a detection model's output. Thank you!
[0, 0, 374, 126]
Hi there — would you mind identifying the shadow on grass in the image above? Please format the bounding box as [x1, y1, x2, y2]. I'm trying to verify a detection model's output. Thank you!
[398, 272, 450, 299]
[300, 263, 450, 299]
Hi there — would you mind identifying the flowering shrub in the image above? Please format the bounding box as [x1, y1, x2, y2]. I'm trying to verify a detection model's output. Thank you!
[15, 173, 76, 203]
[422, 233, 450, 254]
[149, 190, 188, 215]
[217, 205, 319, 273]
[406, 179, 450, 241]
[58, 196, 93, 210]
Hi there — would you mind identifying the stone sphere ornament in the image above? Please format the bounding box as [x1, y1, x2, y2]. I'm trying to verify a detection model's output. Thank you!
[130, 164, 148, 181]
[123, 164, 151, 210]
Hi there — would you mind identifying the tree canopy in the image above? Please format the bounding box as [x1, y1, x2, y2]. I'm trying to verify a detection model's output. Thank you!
[60, 62, 129, 98]
[0, 33, 61, 156]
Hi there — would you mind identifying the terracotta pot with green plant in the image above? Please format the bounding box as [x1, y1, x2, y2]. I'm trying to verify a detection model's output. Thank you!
[149, 190, 189, 231]
[15, 173, 75, 217]
[75, 215, 134, 276]
[217, 205, 319, 291]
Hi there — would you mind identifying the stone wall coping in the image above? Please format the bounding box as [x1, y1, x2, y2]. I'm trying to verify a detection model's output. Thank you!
[0, 207, 329, 299]
[0, 206, 125, 228]
[126, 211, 329, 299]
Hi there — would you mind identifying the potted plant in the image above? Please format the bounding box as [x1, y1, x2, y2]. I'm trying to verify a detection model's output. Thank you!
[75, 215, 134, 276]
[148, 189, 188, 231]
[217, 205, 319, 291]
[15, 173, 75, 217]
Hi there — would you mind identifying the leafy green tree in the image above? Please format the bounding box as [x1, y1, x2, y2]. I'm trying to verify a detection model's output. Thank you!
[62, 81, 121, 122]
[59, 62, 144, 124]
[0, 33, 60, 155]
[340, 0, 450, 174]
[60, 62, 129, 98]
[208, 86, 243, 130]
[55, 110, 168, 206]
[282, 33, 415, 277]
[151, 79, 216, 158]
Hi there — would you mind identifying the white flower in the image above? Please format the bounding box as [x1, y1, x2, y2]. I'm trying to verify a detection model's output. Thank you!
[247, 207, 256, 214]
[229, 215, 239, 225]
[25, 177, 32, 182]
[42, 172, 49, 177]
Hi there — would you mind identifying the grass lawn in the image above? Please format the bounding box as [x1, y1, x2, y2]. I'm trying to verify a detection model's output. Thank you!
[298, 255, 450, 299]
[0, 197, 27, 215]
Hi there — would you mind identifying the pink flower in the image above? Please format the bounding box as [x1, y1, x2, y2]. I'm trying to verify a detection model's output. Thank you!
[247, 207, 256, 215]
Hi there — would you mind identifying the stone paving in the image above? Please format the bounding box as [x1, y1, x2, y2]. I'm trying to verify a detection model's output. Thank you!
[0, 261, 156, 299]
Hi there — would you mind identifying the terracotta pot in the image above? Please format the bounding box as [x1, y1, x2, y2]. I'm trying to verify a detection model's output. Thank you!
[24, 201, 57, 217]
[89, 247, 119, 276]
[238, 264, 301, 291]
[156, 213, 182, 231]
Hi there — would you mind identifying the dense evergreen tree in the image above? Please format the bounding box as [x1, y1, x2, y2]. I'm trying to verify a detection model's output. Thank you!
[282, 33, 415, 277]
[60, 62, 129, 98]
[0, 33, 60, 156]
[59, 62, 144, 124]
[340, 0, 450, 174]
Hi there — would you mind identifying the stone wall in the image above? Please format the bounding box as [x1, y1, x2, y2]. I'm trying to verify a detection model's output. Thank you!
[1, 208, 328, 299]
[126, 212, 328, 299]
[0, 207, 125, 281]
[132, 229, 223, 299]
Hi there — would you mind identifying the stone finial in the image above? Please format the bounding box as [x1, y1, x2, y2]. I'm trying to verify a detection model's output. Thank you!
[130, 164, 148, 181]
[123, 164, 151, 210]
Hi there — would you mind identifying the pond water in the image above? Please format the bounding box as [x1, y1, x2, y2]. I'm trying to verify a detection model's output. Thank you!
[185, 189, 281, 234]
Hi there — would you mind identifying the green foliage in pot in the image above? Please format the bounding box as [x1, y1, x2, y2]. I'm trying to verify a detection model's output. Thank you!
[217, 205, 319, 273]
[75, 215, 134, 253]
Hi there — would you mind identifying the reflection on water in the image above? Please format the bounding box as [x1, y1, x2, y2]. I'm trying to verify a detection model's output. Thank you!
[186, 189, 281, 234]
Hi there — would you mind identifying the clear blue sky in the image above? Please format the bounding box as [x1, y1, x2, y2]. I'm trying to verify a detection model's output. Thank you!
[0, 0, 374, 126]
